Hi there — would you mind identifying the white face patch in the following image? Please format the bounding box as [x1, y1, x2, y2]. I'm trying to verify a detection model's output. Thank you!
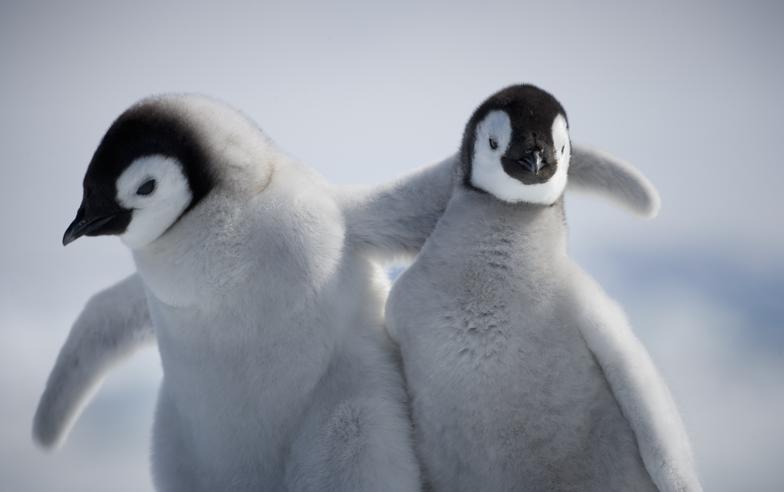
[551, 113, 570, 171]
[116, 155, 192, 249]
[470, 111, 570, 205]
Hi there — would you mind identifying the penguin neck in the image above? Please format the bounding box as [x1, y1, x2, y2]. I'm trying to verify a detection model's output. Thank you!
[130, 190, 255, 308]
[444, 184, 568, 268]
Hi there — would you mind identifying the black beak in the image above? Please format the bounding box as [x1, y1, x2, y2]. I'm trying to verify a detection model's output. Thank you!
[62, 205, 127, 246]
[518, 150, 543, 175]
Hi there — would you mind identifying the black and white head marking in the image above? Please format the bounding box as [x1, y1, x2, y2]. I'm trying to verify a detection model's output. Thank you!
[461, 84, 570, 204]
[63, 102, 215, 249]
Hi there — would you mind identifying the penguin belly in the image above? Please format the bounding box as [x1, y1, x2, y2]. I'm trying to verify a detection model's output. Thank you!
[147, 299, 322, 491]
[389, 264, 658, 492]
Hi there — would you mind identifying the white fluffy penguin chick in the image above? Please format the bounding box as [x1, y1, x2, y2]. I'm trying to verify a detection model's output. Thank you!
[386, 85, 702, 492]
[53, 94, 425, 492]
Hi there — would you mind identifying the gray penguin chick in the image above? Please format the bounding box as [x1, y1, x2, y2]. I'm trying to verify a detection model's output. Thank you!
[386, 85, 701, 492]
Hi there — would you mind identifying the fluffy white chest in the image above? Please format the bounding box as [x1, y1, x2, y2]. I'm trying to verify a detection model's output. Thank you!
[386, 194, 656, 491]
[149, 291, 335, 486]
[134, 183, 358, 489]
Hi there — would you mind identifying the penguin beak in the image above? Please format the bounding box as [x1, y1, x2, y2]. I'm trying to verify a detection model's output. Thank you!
[62, 204, 129, 246]
[518, 150, 543, 175]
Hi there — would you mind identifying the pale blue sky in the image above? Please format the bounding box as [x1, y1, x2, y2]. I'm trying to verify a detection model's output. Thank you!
[1, 1, 782, 490]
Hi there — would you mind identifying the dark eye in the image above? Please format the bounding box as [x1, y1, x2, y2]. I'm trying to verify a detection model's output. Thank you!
[489, 137, 498, 150]
[561, 145, 565, 154]
[136, 179, 156, 196]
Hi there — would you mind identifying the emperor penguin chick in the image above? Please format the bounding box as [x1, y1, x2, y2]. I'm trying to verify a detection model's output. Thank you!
[58, 95, 422, 492]
[386, 85, 701, 492]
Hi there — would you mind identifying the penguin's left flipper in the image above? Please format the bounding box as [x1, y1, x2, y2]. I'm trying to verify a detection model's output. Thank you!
[568, 144, 661, 218]
[574, 274, 702, 492]
[340, 147, 660, 262]
[33, 274, 153, 449]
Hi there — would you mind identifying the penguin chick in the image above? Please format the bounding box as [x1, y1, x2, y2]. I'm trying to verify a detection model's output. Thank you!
[386, 84, 701, 492]
[52, 94, 422, 492]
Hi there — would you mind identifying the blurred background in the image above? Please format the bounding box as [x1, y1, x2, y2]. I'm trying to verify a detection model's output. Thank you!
[1, 0, 782, 490]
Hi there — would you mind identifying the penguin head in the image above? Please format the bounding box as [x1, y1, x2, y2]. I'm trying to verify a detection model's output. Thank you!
[62, 99, 217, 249]
[461, 84, 570, 205]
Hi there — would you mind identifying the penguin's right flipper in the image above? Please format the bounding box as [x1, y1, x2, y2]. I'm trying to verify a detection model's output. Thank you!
[33, 274, 154, 448]
[569, 144, 661, 218]
[574, 273, 703, 492]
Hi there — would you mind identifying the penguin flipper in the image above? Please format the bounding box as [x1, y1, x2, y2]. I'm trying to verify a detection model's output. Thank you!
[568, 144, 661, 218]
[338, 154, 459, 261]
[33, 274, 154, 448]
[573, 274, 702, 492]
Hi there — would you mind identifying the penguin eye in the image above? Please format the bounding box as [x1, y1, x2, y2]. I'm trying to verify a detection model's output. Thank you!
[489, 137, 498, 150]
[136, 179, 156, 196]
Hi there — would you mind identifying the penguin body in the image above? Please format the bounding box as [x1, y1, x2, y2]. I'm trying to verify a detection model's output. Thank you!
[46, 94, 423, 491]
[389, 191, 659, 491]
[386, 85, 700, 492]
[143, 161, 410, 491]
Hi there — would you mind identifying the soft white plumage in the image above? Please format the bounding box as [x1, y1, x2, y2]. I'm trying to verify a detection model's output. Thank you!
[38, 95, 432, 491]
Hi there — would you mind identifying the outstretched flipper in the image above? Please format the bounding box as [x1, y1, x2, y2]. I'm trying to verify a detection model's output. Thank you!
[573, 272, 702, 492]
[569, 144, 661, 218]
[341, 147, 660, 259]
[339, 154, 459, 261]
[33, 274, 153, 448]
